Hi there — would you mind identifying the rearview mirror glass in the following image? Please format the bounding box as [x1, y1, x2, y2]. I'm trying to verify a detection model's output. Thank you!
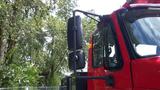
[67, 16, 83, 51]
[68, 50, 85, 70]
[135, 44, 160, 56]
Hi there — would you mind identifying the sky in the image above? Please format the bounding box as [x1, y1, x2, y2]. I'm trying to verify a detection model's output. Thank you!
[76, 0, 126, 15]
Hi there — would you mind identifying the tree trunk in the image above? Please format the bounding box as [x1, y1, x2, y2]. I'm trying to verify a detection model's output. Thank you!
[0, 27, 7, 61]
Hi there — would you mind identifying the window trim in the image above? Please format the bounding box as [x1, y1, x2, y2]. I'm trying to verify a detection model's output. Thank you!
[92, 17, 123, 71]
[108, 18, 123, 71]
[117, 7, 160, 59]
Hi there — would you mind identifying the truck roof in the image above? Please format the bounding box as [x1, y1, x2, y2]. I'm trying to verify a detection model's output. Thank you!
[123, 0, 160, 8]
[127, 0, 160, 3]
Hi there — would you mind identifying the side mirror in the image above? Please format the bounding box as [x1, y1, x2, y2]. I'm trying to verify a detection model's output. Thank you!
[67, 16, 83, 51]
[136, 44, 157, 56]
[68, 51, 85, 70]
[67, 16, 86, 70]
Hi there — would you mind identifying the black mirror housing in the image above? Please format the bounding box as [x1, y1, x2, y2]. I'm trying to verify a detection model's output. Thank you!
[67, 16, 83, 51]
[68, 50, 85, 70]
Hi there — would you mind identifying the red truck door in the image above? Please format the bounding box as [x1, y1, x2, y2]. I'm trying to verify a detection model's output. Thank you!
[88, 15, 133, 90]
[130, 17, 160, 89]
[120, 7, 160, 90]
[132, 56, 160, 90]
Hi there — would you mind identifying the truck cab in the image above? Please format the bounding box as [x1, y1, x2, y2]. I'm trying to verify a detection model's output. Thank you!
[66, 0, 160, 90]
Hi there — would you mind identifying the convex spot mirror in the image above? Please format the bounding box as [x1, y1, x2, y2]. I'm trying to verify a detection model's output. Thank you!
[68, 50, 85, 70]
[136, 44, 160, 56]
[67, 16, 83, 51]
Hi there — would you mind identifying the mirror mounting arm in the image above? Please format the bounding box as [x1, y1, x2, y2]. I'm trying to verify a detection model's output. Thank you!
[73, 10, 102, 22]
[71, 10, 102, 75]
[70, 10, 102, 75]
[73, 9, 101, 17]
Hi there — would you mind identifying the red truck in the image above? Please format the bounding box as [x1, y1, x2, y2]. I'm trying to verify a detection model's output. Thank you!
[65, 0, 160, 90]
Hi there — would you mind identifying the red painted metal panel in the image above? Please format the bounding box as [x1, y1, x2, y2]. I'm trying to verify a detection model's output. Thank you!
[110, 13, 133, 89]
[132, 56, 160, 89]
[87, 36, 95, 90]
[87, 9, 135, 90]
[87, 36, 108, 90]
[88, 12, 133, 90]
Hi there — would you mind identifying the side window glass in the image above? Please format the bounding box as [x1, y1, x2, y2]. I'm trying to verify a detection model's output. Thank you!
[106, 27, 117, 68]
[92, 22, 123, 70]
[105, 24, 123, 70]
[92, 30, 104, 67]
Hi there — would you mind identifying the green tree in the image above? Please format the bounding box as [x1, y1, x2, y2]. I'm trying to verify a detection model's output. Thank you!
[0, 0, 77, 87]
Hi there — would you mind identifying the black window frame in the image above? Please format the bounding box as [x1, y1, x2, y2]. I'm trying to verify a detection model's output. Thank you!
[92, 27, 105, 68]
[92, 17, 123, 71]
[117, 6, 160, 59]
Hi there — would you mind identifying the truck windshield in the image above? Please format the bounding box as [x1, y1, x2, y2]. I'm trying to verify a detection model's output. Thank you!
[123, 8, 160, 57]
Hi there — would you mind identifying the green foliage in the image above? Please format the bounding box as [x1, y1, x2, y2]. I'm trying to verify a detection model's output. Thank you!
[0, 0, 76, 87]
[82, 17, 97, 59]
[0, 0, 97, 87]
[82, 17, 97, 41]
[44, 16, 69, 86]
[56, 0, 77, 20]
[0, 62, 39, 87]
